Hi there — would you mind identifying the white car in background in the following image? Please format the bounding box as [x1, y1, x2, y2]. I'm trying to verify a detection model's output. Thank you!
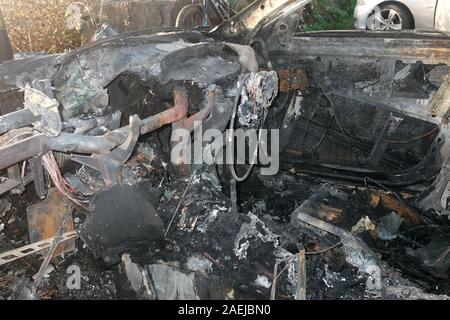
[354, 0, 450, 32]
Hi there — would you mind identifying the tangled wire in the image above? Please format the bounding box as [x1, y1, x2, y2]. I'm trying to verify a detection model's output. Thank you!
[42, 151, 89, 210]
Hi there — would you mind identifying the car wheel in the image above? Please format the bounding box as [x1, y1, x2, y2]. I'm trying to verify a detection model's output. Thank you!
[367, 4, 414, 31]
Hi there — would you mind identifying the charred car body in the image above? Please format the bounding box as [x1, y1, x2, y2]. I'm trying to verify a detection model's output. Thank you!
[0, 0, 449, 300]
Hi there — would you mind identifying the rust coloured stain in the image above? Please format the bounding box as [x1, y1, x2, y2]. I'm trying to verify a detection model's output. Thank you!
[370, 192, 422, 225]
[277, 68, 309, 92]
[26, 189, 76, 256]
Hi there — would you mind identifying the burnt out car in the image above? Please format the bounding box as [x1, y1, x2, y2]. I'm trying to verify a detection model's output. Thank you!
[0, 0, 449, 300]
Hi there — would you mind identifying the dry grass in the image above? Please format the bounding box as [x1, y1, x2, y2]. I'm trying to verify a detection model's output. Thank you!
[0, 0, 96, 54]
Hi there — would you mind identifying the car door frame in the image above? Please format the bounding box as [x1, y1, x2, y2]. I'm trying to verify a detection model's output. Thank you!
[434, 0, 450, 32]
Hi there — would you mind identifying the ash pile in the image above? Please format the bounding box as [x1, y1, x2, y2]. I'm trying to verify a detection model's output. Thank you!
[2, 161, 450, 300]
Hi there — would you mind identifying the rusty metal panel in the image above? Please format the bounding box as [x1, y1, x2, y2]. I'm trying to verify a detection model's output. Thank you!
[278, 68, 309, 92]
[27, 189, 76, 257]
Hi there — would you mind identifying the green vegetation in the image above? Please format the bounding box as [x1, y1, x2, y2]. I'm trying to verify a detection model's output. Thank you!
[0, 0, 95, 54]
[0, 0, 359, 54]
[305, 0, 358, 31]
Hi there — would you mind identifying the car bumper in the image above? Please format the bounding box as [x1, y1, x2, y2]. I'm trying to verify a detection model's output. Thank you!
[354, 4, 375, 30]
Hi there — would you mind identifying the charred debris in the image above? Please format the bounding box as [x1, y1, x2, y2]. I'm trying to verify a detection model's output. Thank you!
[0, 0, 450, 300]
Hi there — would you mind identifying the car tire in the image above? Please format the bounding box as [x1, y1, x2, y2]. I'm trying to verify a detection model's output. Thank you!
[369, 4, 414, 31]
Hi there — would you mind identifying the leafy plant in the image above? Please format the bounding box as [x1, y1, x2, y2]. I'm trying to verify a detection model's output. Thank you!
[305, 0, 358, 31]
[0, 0, 359, 54]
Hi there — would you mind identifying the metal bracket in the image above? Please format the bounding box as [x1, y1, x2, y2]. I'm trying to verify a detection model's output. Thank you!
[0, 231, 77, 267]
[7, 165, 24, 193]
[71, 115, 141, 185]
[29, 156, 46, 199]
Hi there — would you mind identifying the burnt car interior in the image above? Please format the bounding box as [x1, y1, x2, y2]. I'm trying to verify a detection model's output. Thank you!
[0, 0, 449, 300]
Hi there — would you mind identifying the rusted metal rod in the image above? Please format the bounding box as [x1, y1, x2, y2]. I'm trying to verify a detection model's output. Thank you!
[140, 86, 189, 134]
[0, 88, 190, 171]
[177, 88, 216, 132]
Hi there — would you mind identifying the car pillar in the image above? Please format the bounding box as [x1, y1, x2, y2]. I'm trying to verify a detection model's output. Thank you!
[0, 8, 13, 64]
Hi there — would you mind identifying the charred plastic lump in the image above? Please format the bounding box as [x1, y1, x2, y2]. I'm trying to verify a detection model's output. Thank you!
[80, 182, 164, 265]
